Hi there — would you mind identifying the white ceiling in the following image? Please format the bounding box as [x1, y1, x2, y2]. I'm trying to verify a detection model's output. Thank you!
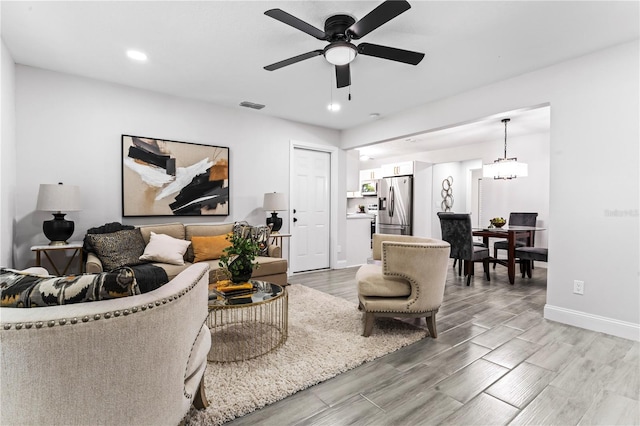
[2, 1, 638, 156]
[357, 104, 551, 160]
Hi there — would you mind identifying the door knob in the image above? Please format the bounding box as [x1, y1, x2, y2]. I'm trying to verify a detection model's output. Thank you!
[293, 217, 298, 223]
[293, 209, 297, 214]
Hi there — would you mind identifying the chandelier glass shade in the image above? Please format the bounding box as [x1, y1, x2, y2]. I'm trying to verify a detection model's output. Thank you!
[482, 118, 528, 180]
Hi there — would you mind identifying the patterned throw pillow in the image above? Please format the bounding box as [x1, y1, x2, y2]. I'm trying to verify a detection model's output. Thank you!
[83, 222, 135, 256]
[233, 222, 271, 256]
[0, 268, 139, 308]
[86, 228, 147, 271]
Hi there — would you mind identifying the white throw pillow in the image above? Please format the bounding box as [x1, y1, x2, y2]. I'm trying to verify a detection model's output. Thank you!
[139, 232, 191, 266]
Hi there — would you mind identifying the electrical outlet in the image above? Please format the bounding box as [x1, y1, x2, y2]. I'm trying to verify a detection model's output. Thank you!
[573, 280, 584, 295]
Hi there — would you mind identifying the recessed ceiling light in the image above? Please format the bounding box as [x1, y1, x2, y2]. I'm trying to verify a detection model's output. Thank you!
[126, 50, 148, 62]
[327, 103, 341, 112]
[369, 113, 380, 119]
[240, 101, 266, 110]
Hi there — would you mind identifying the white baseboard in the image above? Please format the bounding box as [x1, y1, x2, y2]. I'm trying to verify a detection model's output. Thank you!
[335, 260, 348, 269]
[544, 304, 640, 341]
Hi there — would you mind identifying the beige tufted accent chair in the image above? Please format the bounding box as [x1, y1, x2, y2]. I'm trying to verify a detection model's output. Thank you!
[356, 234, 451, 337]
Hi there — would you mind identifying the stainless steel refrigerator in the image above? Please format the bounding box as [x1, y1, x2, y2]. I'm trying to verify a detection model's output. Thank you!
[377, 175, 413, 235]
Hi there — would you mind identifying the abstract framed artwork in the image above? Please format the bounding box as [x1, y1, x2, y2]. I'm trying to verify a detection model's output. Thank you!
[121, 135, 229, 217]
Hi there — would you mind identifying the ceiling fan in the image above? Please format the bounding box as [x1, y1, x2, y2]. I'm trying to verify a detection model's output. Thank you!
[263, 0, 425, 88]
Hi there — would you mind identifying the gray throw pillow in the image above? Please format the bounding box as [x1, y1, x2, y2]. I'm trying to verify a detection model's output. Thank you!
[87, 228, 147, 271]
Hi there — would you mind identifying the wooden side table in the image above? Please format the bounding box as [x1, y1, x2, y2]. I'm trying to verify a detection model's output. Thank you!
[31, 241, 84, 275]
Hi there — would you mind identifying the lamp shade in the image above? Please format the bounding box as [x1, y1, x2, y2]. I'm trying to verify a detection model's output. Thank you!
[263, 192, 287, 212]
[482, 159, 528, 180]
[37, 183, 81, 212]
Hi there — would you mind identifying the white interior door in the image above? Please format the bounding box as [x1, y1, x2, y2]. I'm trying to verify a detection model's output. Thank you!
[291, 147, 330, 273]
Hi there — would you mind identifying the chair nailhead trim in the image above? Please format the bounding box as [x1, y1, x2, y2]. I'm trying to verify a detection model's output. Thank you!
[183, 316, 209, 402]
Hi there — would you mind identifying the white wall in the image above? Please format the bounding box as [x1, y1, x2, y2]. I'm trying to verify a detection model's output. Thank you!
[13, 66, 341, 269]
[480, 133, 550, 241]
[412, 161, 433, 238]
[342, 41, 640, 340]
[1, 40, 16, 267]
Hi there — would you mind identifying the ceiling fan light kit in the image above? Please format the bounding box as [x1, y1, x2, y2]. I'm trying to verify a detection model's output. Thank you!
[483, 118, 529, 180]
[324, 42, 357, 66]
[263, 0, 424, 88]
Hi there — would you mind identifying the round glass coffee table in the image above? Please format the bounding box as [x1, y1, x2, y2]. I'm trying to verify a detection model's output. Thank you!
[207, 280, 288, 362]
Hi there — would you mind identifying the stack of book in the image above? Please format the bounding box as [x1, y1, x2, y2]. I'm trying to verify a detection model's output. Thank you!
[209, 280, 255, 304]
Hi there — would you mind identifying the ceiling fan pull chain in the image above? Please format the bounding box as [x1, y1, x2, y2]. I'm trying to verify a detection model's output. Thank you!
[348, 86, 352, 101]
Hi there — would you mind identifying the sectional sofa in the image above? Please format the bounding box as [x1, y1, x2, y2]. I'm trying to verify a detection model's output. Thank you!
[0, 263, 211, 425]
[85, 222, 289, 286]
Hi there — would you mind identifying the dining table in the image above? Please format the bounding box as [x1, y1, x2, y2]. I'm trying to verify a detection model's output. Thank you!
[472, 225, 546, 284]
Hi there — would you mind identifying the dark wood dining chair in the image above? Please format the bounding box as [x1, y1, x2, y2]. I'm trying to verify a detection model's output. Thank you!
[493, 212, 538, 269]
[438, 212, 491, 286]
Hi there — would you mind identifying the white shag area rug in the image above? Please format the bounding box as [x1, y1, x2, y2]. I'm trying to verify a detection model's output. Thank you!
[185, 284, 426, 425]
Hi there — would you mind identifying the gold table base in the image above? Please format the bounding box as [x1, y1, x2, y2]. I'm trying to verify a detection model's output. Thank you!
[207, 288, 288, 362]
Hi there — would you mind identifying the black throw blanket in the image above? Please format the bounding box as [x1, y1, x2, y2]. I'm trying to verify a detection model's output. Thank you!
[128, 263, 169, 294]
[83, 222, 169, 293]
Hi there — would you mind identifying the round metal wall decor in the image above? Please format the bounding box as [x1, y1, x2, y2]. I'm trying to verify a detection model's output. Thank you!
[441, 176, 454, 211]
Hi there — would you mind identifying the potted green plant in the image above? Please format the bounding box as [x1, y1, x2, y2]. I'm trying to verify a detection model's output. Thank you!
[218, 233, 260, 283]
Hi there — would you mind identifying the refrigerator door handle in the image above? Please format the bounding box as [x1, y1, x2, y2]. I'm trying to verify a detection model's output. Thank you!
[389, 186, 394, 217]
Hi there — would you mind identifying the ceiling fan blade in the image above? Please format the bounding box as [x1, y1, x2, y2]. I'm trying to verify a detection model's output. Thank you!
[357, 42, 424, 65]
[264, 50, 324, 71]
[347, 0, 411, 40]
[335, 64, 351, 88]
[265, 9, 328, 40]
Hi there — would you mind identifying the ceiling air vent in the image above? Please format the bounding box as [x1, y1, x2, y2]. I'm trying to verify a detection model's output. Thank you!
[240, 101, 265, 110]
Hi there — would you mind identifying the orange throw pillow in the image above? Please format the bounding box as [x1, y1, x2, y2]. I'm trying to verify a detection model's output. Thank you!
[191, 234, 232, 262]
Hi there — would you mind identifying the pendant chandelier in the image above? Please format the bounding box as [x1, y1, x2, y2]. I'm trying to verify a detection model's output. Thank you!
[483, 118, 528, 180]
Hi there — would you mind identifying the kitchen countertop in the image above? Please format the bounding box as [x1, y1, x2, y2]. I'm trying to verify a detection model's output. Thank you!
[347, 213, 374, 219]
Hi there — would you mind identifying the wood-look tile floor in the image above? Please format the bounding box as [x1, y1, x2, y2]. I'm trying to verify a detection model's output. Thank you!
[227, 262, 640, 426]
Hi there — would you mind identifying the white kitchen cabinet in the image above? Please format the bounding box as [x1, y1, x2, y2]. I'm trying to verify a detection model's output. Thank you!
[382, 161, 414, 177]
[346, 216, 373, 266]
[359, 168, 383, 182]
